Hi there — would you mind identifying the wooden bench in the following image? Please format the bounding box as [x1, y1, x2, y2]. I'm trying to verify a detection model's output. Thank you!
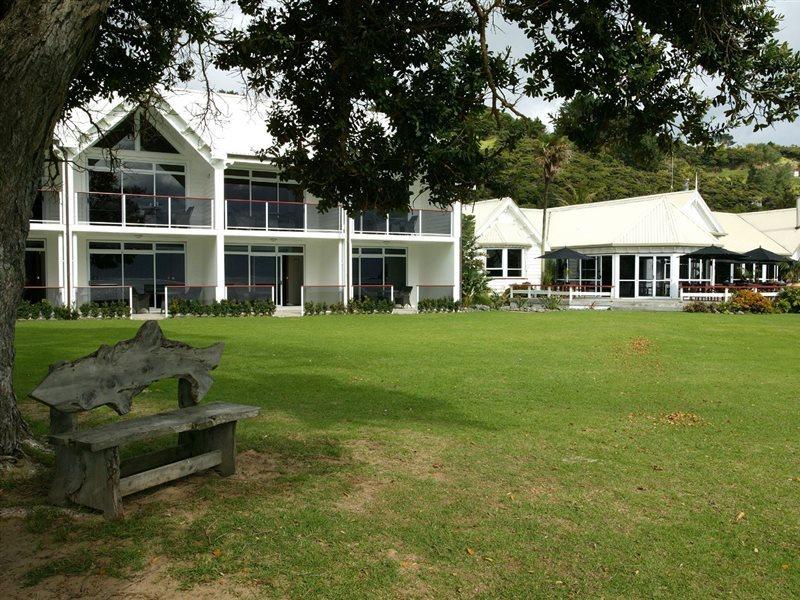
[29, 321, 260, 519]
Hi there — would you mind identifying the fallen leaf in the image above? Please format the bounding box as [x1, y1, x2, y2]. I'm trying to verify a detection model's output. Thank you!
[735, 511, 746, 522]
[212, 548, 222, 558]
[782, 564, 789, 570]
[754, 548, 759, 554]
[466, 548, 475, 556]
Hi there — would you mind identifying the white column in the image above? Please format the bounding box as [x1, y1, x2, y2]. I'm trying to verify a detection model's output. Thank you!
[346, 213, 354, 303]
[56, 233, 65, 306]
[670, 254, 681, 299]
[452, 201, 462, 301]
[69, 233, 78, 307]
[212, 161, 226, 301]
[611, 254, 620, 299]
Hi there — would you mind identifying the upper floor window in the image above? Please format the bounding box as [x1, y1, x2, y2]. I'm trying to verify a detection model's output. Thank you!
[485, 248, 523, 278]
[87, 159, 185, 197]
[94, 112, 179, 154]
[224, 168, 302, 203]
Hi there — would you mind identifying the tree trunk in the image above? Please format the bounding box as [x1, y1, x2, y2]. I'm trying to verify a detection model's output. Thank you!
[0, 0, 109, 456]
[540, 179, 550, 283]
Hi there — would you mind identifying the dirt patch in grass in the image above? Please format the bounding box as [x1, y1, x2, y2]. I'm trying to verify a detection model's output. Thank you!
[0, 514, 262, 599]
[336, 432, 449, 514]
[628, 336, 653, 355]
[658, 411, 704, 426]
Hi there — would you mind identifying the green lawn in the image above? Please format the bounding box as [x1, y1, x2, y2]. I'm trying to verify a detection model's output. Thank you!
[4, 312, 800, 598]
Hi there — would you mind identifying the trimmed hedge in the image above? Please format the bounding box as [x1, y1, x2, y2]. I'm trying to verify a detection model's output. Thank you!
[168, 298, 276, 317]
[78, 301, 131, 319]
[417, 297, 460, 313]
[17, 300, 79, 320]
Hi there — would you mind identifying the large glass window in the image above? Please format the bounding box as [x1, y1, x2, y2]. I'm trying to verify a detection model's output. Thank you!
[679, 257, 711, 284]
[635, 255, 671, 297]
[94, 112, 178, 154]
[352, 247, 407, 292]
[88, 241, 185, 309]
[223, 244, 304, 305]
[619, 255, 636, 298]
[484, 248, 523, 278]
[224, 169, 301, 202]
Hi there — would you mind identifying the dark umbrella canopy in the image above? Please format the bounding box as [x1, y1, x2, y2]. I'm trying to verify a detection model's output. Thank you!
[741, 247, 789, 263]
[538, 247, 590, 260]
[682, 246, 746, 261]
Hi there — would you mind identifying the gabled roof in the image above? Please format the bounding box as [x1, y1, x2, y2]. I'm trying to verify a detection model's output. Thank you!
[710, 212, 791, 255]
[541, 191, 720, 248]
[738, 208, 800, 259]
[464, 198, 541, 247]
[55, 88, 274, 161]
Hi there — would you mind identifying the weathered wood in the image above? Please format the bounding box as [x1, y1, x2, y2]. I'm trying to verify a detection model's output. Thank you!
[50, 402, 259, 451]
[191, 422, 237, 476]
[70, 447, 122, 519]
[29, 321, 224, 415]
[49, 408, 75, 435]
[120, 444, 193, 478]
[119, 450, 222, 497]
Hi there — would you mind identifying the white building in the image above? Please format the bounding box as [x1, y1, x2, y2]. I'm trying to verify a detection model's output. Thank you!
[26, 90, 460, 313]
[465, 190, 798, 301]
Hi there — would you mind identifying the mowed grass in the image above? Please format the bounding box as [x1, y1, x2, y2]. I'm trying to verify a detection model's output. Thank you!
[5, 312, 800, 598]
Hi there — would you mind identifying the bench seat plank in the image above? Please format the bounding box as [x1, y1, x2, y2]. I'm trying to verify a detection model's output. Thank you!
[50, 402, 259, 451]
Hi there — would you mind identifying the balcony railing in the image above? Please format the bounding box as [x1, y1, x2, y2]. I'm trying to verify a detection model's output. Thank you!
[226, 285, 276, 303]
[76, 192, 213, 228]
[353, 209, 452, 236]
[32, 189, 61, 224]
[225, 199, 341, 232]
[164, 285, 217, 315]
[352, 284, 394, 302]
[23, 286, 64, 306]
[73, 285, 133, 309]
[415, 284, 456, 305]
[301, 285, 346, 308]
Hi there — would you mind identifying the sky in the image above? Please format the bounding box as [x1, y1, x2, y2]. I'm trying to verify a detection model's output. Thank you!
[200, 1, 800, 146]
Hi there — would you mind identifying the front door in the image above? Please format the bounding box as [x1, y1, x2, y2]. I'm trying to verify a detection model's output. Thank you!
[281, 254, 304, 305]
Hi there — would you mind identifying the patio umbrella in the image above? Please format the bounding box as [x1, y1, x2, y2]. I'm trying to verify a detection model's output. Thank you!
[538, 247, 590, 260]
[681, 246, 746, 261]
[741, 247, 789, 264]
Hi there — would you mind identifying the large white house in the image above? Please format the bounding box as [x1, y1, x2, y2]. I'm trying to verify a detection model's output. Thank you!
[465, 190, 800, 301]
[26, 90, 461, 313]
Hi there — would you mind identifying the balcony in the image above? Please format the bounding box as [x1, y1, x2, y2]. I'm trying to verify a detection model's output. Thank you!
[76, 192, 213, 228]
[225, 199, 341, 232]
[32, 189, 61, 224]
[353, 209, 452, 236]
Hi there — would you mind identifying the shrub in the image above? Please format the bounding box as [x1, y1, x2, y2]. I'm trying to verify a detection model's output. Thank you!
[329, 301, 347, 314]
[36, 300, 54, 319]
[348, 297, 393, 314]
[776, 286, 800, 313]
[169, 298, 276, 317]
[303, 301, 329, 316]
[16, 300, 35, 320]
[539, 295, 563, 311]
[683, 301, 715, 313]
[729, 289, 773, 314]
[53, 305, 79, 320]
[418, 297, 460, 313]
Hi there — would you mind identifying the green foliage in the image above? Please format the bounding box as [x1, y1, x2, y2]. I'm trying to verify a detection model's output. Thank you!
[417, 297, 460, 313]
[303, 302, 328, 316]
[347, 297, 394, 314]
[728, 289, 773, 314]
[168, 299, 276, 317]
[17, 300, 79, 320]
[539, 295, 563, 311]
[78, 302, 130, 319]
[682, 301, 725, 313]
[460, 214, 490, 306]
[776, 287, 800, 313]
[217, 1, 800, 213]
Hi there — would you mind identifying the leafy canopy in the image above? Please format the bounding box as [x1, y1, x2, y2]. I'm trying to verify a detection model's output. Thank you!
[218, 0, 800, 214]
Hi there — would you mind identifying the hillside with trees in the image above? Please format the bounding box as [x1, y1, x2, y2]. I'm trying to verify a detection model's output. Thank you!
[477, 109, 800, 213]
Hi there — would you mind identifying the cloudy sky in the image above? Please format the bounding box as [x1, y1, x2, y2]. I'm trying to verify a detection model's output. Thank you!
[202, 1, 800, 145]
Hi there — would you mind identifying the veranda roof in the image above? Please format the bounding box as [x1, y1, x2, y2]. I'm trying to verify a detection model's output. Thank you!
[538, 247, 590, 260]
[741, 247, 790, 263]
[682, 246, 746, 261]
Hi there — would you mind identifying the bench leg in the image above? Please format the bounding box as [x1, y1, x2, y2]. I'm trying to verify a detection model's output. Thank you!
[71, 447, 123, 519]
[191, 422, 237, 477]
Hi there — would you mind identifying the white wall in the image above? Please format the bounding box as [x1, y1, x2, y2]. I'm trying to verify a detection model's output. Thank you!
[305, 239, 343, 286]
[484, 244, 541, 292]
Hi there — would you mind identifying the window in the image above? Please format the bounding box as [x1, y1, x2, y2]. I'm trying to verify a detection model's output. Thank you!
[94, 112, 178, 154]
[679, 257, 711, 283]
[88, 241, 185, 309]
[352, 247, 407, 292]
[484, 248, 523, 278]
[223, 169, 301, 202]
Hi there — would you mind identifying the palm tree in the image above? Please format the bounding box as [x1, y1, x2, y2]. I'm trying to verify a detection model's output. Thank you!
[534, 136, 573, 271]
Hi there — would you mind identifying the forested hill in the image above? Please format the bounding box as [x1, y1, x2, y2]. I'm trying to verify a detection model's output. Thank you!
[477, 113, 800, 213]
